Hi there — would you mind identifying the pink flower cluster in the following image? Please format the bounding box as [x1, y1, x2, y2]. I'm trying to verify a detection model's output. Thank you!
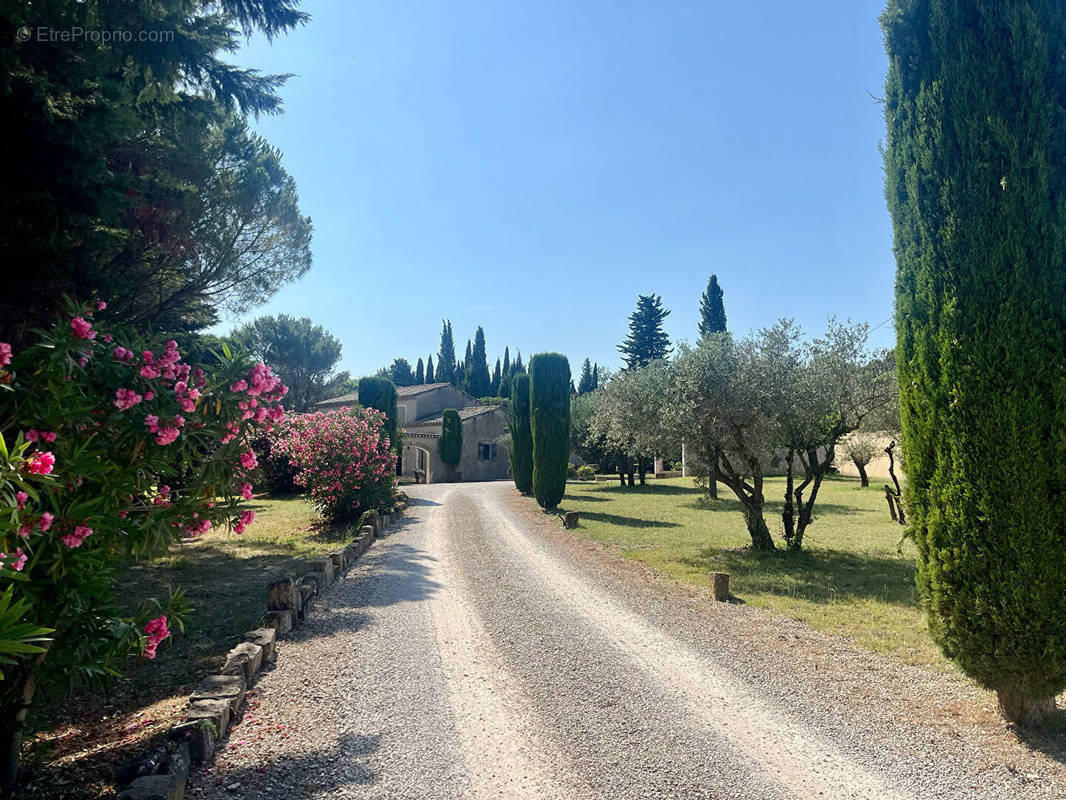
[24, 451, 55, 475]
[25, 429, 57, 443]
[233, 509, 255, 534]
[70, 316, 96, 340]
[0, 343, 11, 368]
[61, 524, 93, 549]
[114, 387, 143, 411]
[142, 615, 170, 660]
[1, 548, 27, 572]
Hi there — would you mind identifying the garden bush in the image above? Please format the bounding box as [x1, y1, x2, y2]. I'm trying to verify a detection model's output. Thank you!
[0, 301, 285, 785]
[272, 406, 396, 523]
[576, 465, 595, 481]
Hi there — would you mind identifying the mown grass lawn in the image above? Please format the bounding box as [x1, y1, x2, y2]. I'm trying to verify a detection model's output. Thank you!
[24, 495, 352, 799]
[560, 476, 942, 669]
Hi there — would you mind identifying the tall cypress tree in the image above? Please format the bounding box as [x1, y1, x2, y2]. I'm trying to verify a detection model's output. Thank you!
[577, 358, 595, 394]
[883, 0, 1066, 726]
[415, 357, 424, 384]
[529, 353, 571, 510]
[491, 358, 502, 396]
[618, 294, 672, 369]
[500, 347, 512, 398]
[439, 408, 463, 479]
[437, 320, 456, 385]
[698, 274, 727, 337]
[358, 376, 399, 449]
[509, 372, 534, 495]
[426, 355, 435, 384]
[591, 363, 599, 390]
[465, 327, 491, 397]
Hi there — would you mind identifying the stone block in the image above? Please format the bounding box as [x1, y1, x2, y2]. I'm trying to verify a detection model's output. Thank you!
[304, 571, 325, 593]
[190, 674, 245, 714]
[329, 549, 345, 574]
[168, 721, 216, 764]
[167, 741, 190, 782]
[360, 524, 374, 541]
[266, 574, 296, 611]
[184, 698, 230, 739]
[344, 543, 360, 566]
[311, 557, 334, 585]
[563, 511, 579, 529]
[711, 571, 730, 602]
[265, 609, 292, 635]
[118, 775, 182, 800]
[221, 641, 263, 683]
[244, 627, 277, 663]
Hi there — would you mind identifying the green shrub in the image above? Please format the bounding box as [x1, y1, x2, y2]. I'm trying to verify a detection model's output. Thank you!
[529, 353, 570, 510]
[509, 373, 533, 494]
[883, 0, 1066, 725]
[577, 465, 595, 480]
[439, 409, 462, 466]
[358, 376, 398, 448]
[567, 463, 578, 479]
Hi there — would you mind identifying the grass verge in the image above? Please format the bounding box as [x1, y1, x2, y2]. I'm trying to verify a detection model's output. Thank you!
[560, 475, 942, 669]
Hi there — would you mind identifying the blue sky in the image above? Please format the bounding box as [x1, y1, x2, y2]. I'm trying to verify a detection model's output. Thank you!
[226, 0, 895, 379]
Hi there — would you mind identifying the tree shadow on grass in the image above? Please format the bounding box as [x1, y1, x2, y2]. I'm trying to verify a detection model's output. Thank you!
[577, 510, 682, 529]
[587, 482, 704, 497]
[678, 545, 920, 609]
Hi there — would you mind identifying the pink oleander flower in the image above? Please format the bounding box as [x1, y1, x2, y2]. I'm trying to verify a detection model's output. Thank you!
[24, 429, 39, 443]
[114, 387, 143, 411]
[102, 333, 113, 343]
[139, 365, 160, 379]
[233, 508, 256, 534]
[144, 390, 155, 401]
[25, 451, 55, 475]
[185, 519, 212, 536]
[11, 548, 26, 572]
[230, 379, 248, 392]
[155, 427, 180, 446]
[240, 451, 258, 470]
[62, 525, 93, 548]
[144, 414, 160, 433]
[114, 346, 133, 362]
[39, 512, 54, 531]
[240, 482, 254, 500]
[0, 342, 11, 367]
[70, 316, 96, 340]
[41, 431, 57, 443]
[15, 491, 27, 510]
[97, 300, 107, 310]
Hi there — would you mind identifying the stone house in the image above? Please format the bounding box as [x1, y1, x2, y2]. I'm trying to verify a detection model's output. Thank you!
[316, 382, 511, 484]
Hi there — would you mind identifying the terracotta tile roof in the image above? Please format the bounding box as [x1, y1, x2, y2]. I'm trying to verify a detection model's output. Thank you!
[403, 404, 505, 428]
[316, 382, 472, 407]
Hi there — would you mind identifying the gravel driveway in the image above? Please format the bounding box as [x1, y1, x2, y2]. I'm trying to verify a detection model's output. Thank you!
[190, 481, 1066, 799]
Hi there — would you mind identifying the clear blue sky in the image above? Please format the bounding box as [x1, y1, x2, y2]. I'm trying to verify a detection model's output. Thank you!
[226, 0, 895, 379]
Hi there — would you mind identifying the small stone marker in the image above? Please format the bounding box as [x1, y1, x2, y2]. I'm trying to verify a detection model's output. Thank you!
[563, 511, 579, 529]
[711, 572, 730, 602]
[244, 628, 277, 663]
[118, 775, 182, 800]
[221, 641, 263, 683]
[185, 697, 231, 736]
[168, 720, 216, 763]
[191, 674, 245, 714]
[329, 549, 345, 574]
[361, 524, 374, 539]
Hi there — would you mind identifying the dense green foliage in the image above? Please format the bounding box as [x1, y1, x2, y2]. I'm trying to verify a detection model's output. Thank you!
[388, 358, 417, 386]
[509, 373, 534, 494]
[464, 327, 492, 397]
[577, 358, 596, 394]
[437, 320, 457, 385]
[358, 376, 399, 447]
[0, 0, 311, 344]
[529, 353, 571, 510]
[439, 409, 463, 466]
[426, 355, 435, 383]
[883, 0, 1066, 722]
[698, 274, 727, 337]
[415, 358, 425, 384]
[618, 294, 672, 369]
[231, 315, 348, 413]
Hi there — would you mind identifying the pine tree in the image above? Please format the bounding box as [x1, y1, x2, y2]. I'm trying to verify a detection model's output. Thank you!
[883, 0, 1066, 727]
[618, 294, 672, 369]
[426, 355, 435, 384]
[577, 358, 595, 394]
[509, 372, 534, 494]
[437, 320, 456, 385]
[529, 353, 571, 510]
[415, 357, 424, 384]
[698, 274, 727, 337]
[491, 358, 502, 396]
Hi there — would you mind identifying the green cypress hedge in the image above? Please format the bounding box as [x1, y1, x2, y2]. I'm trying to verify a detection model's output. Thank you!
[358, 376, 398, 448]
[529, 353, 570, 510]
[439, 408, 462, 467]
[509, 373, 533, 494]
[883, 0, 1066, 725]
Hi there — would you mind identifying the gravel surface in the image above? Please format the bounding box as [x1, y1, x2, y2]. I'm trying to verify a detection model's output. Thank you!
[190, 482, 1066, 800]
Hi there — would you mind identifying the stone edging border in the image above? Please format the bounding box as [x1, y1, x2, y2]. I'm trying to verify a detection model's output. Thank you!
[116, 498, 407, 800]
